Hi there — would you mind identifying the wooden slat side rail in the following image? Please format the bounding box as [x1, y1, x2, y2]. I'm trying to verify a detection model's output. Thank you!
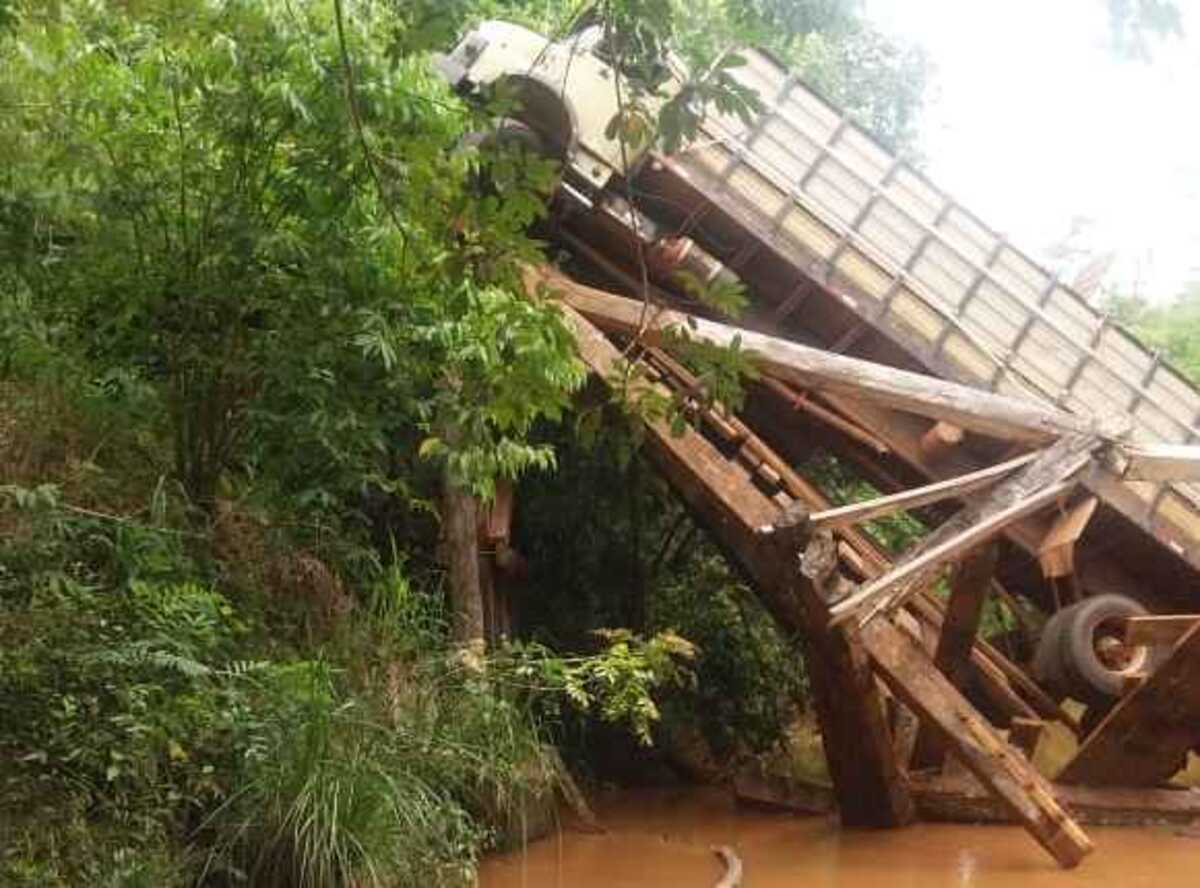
[531, 265, 1100, 444]
[809, 453, 1037, 531]
[1124, 615, 1200, 647]
[558, 302, 915, 828]
[1058, 621, 1200, 787]
[860, 617, 1093, 868]
[910, 543, 998, 769]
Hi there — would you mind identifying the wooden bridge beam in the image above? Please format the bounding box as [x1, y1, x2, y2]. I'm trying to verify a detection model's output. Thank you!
[909, 542, 998, 769]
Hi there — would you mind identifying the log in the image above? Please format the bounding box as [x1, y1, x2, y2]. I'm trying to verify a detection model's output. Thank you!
[528, 265, 1100, 443]
[711, 845, 743, 888]
[1058, 621, 1200, 787]
[910, 543, 998, 768]
[809, 453, 1037, 531]
[733, 767, 836, 815]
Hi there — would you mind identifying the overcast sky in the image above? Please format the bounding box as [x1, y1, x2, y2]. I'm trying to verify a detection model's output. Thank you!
[864, 0, 1200, 303]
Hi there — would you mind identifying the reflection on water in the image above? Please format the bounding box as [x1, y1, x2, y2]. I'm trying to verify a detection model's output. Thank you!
[480, 786, 1198, 888]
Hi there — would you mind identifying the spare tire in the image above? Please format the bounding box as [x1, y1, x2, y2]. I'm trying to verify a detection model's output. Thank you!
[1060, 594, 1160, 704]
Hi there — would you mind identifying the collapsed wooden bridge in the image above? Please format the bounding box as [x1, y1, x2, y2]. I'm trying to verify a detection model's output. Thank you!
[443, 17, 1200, 871]
[526, 264, 1200, 869]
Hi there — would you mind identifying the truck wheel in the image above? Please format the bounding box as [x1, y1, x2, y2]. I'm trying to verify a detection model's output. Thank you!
[1031, 605, 1074, 699]
[1060, 594, 1158, 704]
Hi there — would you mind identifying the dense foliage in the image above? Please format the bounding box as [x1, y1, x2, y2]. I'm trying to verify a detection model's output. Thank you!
[0, 0, 939, 884]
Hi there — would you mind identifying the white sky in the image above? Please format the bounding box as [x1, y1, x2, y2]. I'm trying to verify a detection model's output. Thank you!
[864, 0, 1200, 302]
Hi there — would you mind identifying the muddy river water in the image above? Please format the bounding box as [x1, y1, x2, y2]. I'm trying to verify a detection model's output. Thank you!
[480, 787, 1199, 887]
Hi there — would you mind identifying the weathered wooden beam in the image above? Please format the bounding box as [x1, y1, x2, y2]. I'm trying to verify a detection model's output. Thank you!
[910, 543, 998, 768]
[558, 303, 915, 827]
[832, 476, 1081, 627]
[1038, 495, 1098, 579]
[832, 435, 1099, 627]
[809, 453, 1037, 531]
[528, 265, 1099, 443]
[910, 773, 1200, 827]
[1058, 621, 1200, 787]
[1124, 614, 1200, 647]
[1120, 443, 1200, 481]
[860, 617, 1094, 868]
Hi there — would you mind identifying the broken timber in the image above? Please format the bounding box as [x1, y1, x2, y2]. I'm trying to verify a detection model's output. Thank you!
[1058, 620, 1200, 787]
[552, 295, 1092, 868]
[808, 453, 1038, 531]
[1124, 614, 1200, 647]
[830, 436, 1099, 627]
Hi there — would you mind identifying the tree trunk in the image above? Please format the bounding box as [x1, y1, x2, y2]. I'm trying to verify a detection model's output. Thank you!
[443, 471, 485, 649]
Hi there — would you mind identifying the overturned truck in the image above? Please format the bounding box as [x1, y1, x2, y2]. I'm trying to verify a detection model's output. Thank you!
[440, 20, 1200, 868]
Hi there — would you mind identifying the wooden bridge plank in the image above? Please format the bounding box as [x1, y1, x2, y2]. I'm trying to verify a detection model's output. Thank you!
[860, 617, 1094, 868]
[1058, 622, 1200, 787]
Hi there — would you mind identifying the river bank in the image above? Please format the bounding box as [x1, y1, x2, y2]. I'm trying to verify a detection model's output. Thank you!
[480, 786, 1200, 887]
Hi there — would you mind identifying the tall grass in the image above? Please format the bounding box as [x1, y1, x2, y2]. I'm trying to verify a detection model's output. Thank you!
[197, 570, 562, 888]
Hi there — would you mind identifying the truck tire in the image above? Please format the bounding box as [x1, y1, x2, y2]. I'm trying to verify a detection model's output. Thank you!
[1031, 605, 1075, 700]
[1060, 594, 1160, 704]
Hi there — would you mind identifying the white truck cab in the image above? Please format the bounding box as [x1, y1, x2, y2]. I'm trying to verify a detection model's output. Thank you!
[437, 20, 667, 193]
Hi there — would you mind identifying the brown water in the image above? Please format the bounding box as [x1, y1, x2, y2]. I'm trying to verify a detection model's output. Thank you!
[480, 787, 1199, 887]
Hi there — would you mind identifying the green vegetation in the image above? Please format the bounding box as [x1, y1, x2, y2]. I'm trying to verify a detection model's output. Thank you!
[0, 0, 940, 884]
[1106, 282, 1200, 382]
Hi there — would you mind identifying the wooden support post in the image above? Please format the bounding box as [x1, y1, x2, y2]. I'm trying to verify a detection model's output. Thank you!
[859, 617, 1094, 868]
[910, 543, 998, 768]
[1058, 621, 1200, 787]
[559, 303, 915, 827]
